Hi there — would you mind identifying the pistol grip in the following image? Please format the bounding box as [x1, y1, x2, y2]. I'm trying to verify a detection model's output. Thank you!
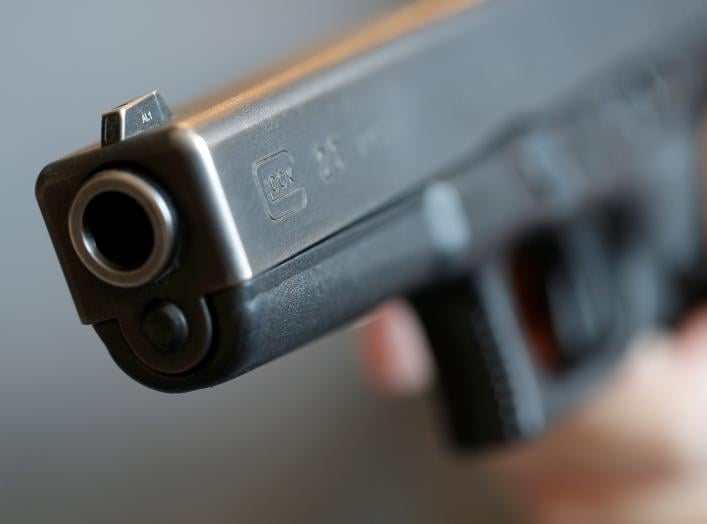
[413, 265, 545, 448]
[413, 223, 630, 449]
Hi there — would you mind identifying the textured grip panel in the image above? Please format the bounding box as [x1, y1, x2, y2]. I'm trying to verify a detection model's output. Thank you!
[412, 264, 545, 449]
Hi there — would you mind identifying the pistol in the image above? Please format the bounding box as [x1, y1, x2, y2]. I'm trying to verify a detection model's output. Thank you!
[36, 0, 707, 449]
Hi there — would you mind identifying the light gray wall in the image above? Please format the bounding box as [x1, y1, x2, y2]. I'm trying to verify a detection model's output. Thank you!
[0, 2, 503, 522]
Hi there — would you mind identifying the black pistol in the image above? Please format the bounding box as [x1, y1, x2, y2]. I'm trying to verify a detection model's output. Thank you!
[36, 0, 707, 449]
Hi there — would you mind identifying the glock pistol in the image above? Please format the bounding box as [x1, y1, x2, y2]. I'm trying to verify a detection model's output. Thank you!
[36, 0, 707, 449]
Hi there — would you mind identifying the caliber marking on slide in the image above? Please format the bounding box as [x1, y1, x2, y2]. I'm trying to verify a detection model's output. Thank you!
[314, 135, 345, 181]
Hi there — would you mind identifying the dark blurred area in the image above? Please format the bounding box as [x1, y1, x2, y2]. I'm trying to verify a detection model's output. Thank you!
[0, 1, 502, 522]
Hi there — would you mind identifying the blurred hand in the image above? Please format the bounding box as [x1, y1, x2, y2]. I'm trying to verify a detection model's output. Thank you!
[359, 301, 707, 524]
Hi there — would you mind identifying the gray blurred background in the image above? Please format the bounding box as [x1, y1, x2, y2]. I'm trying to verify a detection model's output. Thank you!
[0, 1, 504, 522]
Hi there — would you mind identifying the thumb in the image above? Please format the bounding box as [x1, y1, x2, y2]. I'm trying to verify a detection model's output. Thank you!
[358, 300, 435, 395]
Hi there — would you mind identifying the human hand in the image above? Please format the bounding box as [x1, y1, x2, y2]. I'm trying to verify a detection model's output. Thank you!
[360, 301, 707, 524]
